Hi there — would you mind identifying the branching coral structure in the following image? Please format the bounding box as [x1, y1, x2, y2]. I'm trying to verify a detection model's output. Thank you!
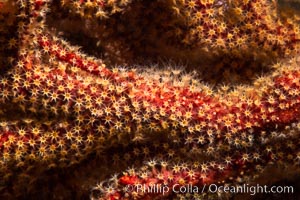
[0, 0, 300, 199]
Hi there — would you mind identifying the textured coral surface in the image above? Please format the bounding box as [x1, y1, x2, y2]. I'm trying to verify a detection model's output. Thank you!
[0, 0, 300, 199]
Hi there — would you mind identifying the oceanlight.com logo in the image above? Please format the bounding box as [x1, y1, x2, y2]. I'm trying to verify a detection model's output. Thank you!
[124, 183, 294, 196]
[207, 183, 294, 196]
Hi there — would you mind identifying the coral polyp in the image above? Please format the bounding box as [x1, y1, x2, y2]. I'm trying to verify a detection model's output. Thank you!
[0, 0, 300, 199]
